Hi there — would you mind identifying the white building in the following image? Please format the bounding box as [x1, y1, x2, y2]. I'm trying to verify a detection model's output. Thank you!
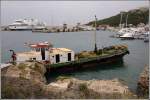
[49, 48, 75, 64]
[16, 42, 50, 62]
[15, 42, 75, 64]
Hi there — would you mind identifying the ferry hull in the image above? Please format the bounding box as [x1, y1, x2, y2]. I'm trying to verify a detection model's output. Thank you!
[9, 29, 32, 31]
[120, 37, 135, 40]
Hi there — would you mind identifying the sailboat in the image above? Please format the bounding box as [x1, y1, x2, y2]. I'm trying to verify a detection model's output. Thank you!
[118, 13, 135, 39]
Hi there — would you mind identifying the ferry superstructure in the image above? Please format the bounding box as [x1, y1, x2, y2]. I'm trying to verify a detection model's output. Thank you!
[8, 18, 46, 30]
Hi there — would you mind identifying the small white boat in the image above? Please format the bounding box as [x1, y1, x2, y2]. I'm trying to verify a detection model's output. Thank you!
[143, 31, 149, 36]
[120, 32, 134, 40]
[118, 28, 129, 35]
[144, 37, 149, 42]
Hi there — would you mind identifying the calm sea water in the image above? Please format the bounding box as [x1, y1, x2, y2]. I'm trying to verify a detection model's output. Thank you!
[0, 30, 149, 92]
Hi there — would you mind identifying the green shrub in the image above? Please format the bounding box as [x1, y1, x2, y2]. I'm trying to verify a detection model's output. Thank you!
[56, 76, 71, 81]
[79, 83, 88, 92]
[18, 63, 27, 70]
[78, 83, 91, 98]
[19, 72, 27, 80]
[2, 84, 14, 98]
[34, 63, 42, 74]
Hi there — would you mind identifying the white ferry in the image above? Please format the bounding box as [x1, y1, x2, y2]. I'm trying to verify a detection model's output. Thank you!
[8, 18, 46, 30]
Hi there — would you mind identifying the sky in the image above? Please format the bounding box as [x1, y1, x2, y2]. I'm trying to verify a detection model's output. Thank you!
[1, 1, 149, 26]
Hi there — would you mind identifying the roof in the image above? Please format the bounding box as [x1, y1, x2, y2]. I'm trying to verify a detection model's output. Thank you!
[28, 42, 52, 48]
[50, 48, 73, 55]
[58, 48, 72, 52]
[16, 48, 73, 57]
[17, 51, 41, 57]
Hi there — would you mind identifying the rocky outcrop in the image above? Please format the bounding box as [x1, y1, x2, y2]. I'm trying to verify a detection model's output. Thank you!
[44, 77, 136, 99]
[1, 62, 46, 99]
[1, 62, 137, 99]
[137, 66, 149, 99]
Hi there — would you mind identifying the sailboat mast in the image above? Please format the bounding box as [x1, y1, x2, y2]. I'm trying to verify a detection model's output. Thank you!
[119, 12, 123, 29]
[94, 15, 97, 53]
[51, 16, 53, 26]
[148, 0, 150, 27]
[125, 14, 128, 28]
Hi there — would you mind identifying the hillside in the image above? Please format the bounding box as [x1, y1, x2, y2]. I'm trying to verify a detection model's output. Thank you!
[88, 7, 149, 27]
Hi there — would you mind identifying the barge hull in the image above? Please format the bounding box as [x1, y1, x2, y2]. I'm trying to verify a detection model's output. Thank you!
[46, 51, 127, 74]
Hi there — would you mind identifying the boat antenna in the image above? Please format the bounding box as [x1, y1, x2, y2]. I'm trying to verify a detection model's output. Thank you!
[94, 15, 98, 53]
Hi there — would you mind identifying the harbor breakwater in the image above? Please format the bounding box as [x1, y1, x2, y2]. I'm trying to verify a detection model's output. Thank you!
[1, 62, 137, 99]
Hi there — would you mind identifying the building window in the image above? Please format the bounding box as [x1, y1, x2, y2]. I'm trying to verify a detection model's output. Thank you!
[56, 54, 60, 63]
[45, 48, 49, 51]
[68, 53, 71, 61]
[33, 58, 36, 60]
[36, 48, 40, 52]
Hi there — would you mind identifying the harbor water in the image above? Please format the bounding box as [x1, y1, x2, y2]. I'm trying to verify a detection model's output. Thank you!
[0, 30, 149, 92]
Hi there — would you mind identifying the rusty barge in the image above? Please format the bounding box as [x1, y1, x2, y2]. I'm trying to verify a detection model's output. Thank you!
[45, 44, 129, 73]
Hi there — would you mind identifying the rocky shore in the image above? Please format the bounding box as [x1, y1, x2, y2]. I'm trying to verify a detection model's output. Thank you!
[137, 66, 149, 98]
[1, 62, 137, 99]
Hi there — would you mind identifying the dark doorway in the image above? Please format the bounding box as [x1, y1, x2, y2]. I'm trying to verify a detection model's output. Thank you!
[68, 53, 71, 61]
[56, 54, 60, 63]
[41, 48, 45, 60]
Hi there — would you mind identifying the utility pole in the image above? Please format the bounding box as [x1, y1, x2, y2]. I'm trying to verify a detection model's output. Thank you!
[94, 15, 97, 53]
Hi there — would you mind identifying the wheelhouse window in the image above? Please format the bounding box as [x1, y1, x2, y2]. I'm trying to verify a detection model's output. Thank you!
[31, 48, 36, 51]
[36, 48, 40, 52]
[33, 58, 36, 60]
[45, 47, 49, 51]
